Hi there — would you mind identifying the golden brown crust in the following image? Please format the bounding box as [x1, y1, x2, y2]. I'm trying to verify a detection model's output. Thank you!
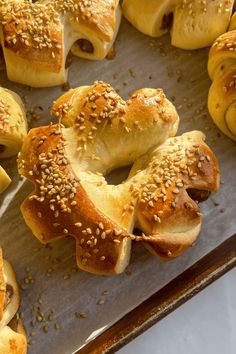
[55, 0, 119, 42]
[132, 132, 220, 258]
[1, 1, 63, 73]
[19, 124, 130, 275]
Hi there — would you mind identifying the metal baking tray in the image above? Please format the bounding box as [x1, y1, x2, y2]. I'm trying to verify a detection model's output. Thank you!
[0, 18, 236, 354]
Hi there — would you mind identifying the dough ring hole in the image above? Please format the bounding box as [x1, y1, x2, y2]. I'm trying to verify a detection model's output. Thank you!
[0, 144, 6, 154]
[187, 188, 211, 203]
[105, 165, 132, 185]
[161, 13, 174, 31]
[76, 39, 94, 54]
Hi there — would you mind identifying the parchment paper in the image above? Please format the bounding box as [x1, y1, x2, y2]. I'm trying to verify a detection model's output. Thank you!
[0, 19, 235, 354]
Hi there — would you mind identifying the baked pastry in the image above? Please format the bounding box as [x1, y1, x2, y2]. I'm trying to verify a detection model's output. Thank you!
[18, 81, 179, 274]
[0, 88, 27, 158]
[208, 29, 236, 140]
[0, 0, 121, 87]
[0, 87, 27, 194]
[18, 82, 219, 275]
[0, 248, 27, 354]
[130, 130, 219, 259]
[122, 0, 234, 50]
[229, 11, 236, 30]
[0, 166, 11, 195]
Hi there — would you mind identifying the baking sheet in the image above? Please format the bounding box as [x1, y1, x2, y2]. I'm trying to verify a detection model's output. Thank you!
[0, 19, 236, 354]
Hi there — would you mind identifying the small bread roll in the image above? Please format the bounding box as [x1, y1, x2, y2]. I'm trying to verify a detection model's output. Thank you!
[122, 0, 175, 38]
[0, 88, 27, 158]
[208, 30, 236, 140]
[0, 249, 27, 354]
[122, 0, 234, 50]
[68, 0, 122, 60]
[0, 166, 11, 194]
[0, 0, 121, 87]
[0, 260, 20, 329]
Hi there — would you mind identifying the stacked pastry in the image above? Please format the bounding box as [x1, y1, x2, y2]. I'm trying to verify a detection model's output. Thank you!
[0, 87, 27, 195]
[0, 248, 27, 354]
[18, 82, 220, 275]
[208, 13, 236, 140]
[0, 0, 121, 87]
[122, 0, 234, 50]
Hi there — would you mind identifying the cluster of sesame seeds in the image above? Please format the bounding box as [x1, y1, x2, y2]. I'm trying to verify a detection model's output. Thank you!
[53, 101, 72, 118]
[0, 0, 116, 60]
[19, 120, 129, 268]
[213, 33, 236, 52]
[0, 96, 25, 138]
[79, 221, 124, 266]
[0, 99, 10, 130]
[55, 0, 94, 23]
[122, 200, 136, 216]
[26, 133, 79, 218]
[1, 0, 61, 52]
[179, 0, 232, 15]
[128, 137, 211, 226]
[223, 74, 236, 93]
[74, 81, 127, 155]
[54, 0, 116, 32]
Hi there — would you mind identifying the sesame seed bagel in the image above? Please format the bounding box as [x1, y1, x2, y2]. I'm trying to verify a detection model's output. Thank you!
[122, 0, 234, 50]
[18, 81, 219, 275]
[0, 0, 121, 87]
[208, 29, 236, 140]
[0, 248, 27, 354]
